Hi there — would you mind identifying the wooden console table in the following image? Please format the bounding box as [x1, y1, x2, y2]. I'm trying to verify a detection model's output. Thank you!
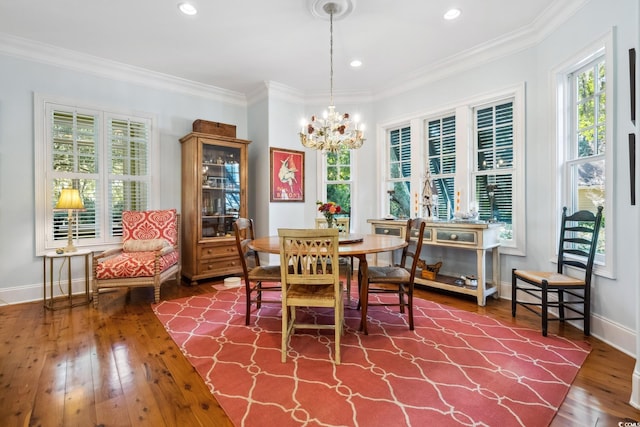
[367, 219, 502, 306]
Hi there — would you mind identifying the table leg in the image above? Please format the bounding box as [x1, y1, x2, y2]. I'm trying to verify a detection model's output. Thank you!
[476, 248, 486, 306]
[49, 257, 54, 309]
[492, 247, 500, 299]
[358, 254, 370, 335]
[84, 253, 91, 303]
[67, 254, 73, 305]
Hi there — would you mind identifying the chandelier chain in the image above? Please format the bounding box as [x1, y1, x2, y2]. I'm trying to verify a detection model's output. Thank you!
[329, 5, 334, 106]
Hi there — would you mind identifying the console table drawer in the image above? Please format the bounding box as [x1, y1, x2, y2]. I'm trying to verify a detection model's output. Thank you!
[373, 226, 402, 236]
[436, 229, 477, 245]
[409, 227, 432, 241]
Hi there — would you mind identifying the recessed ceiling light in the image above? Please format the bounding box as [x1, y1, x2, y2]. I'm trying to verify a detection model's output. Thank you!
[350, 59, 362, 68]
[178, 2, 198, 16]
[444, 8, 461, 20]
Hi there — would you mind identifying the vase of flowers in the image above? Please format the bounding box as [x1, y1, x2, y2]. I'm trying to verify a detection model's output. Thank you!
[317, 200, 341, 228]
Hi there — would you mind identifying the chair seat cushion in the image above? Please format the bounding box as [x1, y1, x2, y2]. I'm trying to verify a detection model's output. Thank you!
[248, 265, 282, 281]
[367, 265, 410, 283]
[287, 283, 341, 303]
[96, 250, 179, 279]
[514, 270, 585, 286]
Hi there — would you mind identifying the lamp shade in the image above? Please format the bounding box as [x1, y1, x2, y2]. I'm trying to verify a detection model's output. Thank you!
[55, 188, 85, 210]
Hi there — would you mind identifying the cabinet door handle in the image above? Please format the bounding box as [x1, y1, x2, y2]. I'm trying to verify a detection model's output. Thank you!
[207, 249, 213, 254]
[450, 234, 458, 240]
[383, 229, 389, 234]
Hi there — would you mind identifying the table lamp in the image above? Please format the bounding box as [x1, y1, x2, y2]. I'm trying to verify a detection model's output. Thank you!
[54, 188, 85, 252]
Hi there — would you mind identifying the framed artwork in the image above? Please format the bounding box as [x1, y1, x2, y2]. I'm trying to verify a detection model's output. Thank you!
[630, 48, 636, 125]
[270, 147, 305, 202]
[630, 133, 636, 205]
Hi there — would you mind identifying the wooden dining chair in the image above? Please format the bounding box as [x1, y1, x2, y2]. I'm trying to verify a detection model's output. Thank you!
[278, 228, 343, 364]
[314, 216, 352, 301]
[512, 206, 603, 336]
[233, 218, 282, 325]
[359, 218, 425, 334]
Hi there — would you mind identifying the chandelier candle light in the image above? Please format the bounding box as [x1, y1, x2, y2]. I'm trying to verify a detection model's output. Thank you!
[299, 1, 365, 153]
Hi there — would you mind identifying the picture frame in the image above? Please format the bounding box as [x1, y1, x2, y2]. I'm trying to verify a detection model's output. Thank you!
[270, 147, 305, 202]
[629, 48, 636, 125]
[630, 133, 636, 205]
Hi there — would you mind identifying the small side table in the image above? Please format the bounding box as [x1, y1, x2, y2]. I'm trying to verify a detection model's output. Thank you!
[43, 249, 92, 310]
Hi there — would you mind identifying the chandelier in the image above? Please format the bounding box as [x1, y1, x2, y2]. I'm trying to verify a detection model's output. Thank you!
[299, 1, 365, 153]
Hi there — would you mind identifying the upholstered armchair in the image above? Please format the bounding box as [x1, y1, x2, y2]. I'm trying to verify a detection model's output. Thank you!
[92, 209, 181, 307]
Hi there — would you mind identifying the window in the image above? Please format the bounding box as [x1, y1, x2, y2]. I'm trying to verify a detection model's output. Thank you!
[427, 115, 456, 220]
[557, 38, 612, 271]
[35, 95, 157, 254]
[387, 125, 412, 218]
[472, 101, 514, 240]
[323, 145, 353, 226]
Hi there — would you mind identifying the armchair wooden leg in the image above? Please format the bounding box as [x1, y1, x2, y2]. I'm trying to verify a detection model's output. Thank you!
[541, 280, 549, 337]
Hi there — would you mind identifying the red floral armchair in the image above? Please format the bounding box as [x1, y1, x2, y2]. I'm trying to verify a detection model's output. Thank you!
[92, 209, 181, 307]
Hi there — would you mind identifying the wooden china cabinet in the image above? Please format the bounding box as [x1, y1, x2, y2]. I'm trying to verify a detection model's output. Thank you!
[179, 129, 250, 285]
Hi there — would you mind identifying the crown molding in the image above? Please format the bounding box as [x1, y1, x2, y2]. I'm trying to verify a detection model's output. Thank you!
[0, 32, 247, 107]
[247, 81, 306, 106]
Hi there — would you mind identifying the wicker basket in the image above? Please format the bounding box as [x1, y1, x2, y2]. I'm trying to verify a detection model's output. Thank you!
[421, 261, 442, 280]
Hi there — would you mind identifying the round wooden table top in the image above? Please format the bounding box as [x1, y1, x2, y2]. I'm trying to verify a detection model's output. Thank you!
[248, 233, 407, 256]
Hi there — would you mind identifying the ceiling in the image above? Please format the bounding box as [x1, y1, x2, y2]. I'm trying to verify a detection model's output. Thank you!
[0, 0, 587, 98]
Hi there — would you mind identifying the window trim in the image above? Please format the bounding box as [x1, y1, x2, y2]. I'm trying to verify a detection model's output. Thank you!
[34, 93, 160, 256]
[552, 31, 614, 278]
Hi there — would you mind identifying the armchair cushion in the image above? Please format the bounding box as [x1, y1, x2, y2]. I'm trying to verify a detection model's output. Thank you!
[123, 238, 170, 253]
[95, 249, 179, 279]
[122, 209, 178, 246]
[92, 208, 181, 307]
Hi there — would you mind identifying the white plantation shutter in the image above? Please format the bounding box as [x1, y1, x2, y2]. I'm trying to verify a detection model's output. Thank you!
[48, 107, 100, 246]
[473, 101, 514, 226]
[427, 115, 456, 220]
[387, 126, 412, 218]
[107, 116, 150, 237]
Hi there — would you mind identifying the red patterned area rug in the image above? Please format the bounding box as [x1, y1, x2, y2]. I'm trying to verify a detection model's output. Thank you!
[152, 287, 590, 427]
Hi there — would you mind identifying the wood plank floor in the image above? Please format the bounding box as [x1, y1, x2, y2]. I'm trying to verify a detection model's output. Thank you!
[1, 278, 639, 427]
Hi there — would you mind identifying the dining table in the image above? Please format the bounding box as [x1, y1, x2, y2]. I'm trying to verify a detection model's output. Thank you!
[248, 233, 408, 334]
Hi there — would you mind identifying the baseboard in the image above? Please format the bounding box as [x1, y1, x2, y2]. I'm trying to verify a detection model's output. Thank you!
[497, 281, 636, 357]
[0, 278, 89, 306]
[632, 370, 640, 409]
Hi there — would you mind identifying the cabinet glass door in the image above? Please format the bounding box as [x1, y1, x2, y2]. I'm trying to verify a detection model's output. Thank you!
[201, 144, 241, 239]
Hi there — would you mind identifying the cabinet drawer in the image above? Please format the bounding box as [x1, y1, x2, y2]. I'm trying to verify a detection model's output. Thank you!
[409, 227, 432, 241]
[198, 243, 238, 260]
[436, 229, 477, 245]
[373, 226, 402, 236]
[198, 257, 241, 275]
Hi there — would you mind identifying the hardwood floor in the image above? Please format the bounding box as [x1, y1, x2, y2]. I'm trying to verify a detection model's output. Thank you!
[1, 278, 638, 427]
